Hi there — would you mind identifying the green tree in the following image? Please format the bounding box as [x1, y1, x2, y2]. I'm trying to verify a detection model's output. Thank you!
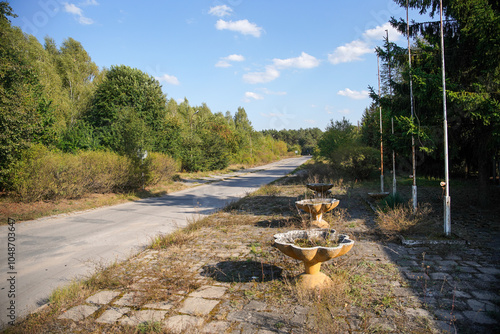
[0, 3, 55, 187]
[317, 118, 379, 179]
[86, 65, 168, 153]
[56, 38, 99, 122]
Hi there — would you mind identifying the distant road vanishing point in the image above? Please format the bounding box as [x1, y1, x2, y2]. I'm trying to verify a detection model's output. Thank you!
[0, 156, 310, 327]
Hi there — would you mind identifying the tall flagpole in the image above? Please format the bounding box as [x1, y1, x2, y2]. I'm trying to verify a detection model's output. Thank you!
[377, 54, 384, 193]
[386, 29, 397, 195]
[407, 0, 417, 210]
[440, 0, 451, 236]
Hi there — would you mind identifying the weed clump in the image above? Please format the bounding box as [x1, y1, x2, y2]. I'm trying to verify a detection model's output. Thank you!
[376, 203, 435, 237]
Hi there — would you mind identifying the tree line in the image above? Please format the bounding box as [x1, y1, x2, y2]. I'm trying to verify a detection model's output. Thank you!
[1, 2, 320, 199]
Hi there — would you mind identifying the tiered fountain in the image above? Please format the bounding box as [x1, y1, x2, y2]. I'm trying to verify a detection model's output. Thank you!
[271, 182, 355, 289]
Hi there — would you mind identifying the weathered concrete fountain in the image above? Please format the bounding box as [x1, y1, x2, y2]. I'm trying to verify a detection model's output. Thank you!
[295, 198, 339, 228]
[273, 229, 354, 289]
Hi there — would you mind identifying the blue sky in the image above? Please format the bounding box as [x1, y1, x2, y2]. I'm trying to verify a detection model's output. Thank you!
[10, 0, 414, 131]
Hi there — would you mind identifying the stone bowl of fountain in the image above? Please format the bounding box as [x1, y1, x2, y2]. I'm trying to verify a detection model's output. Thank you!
[295, 198, 340, 228]
[306, 183, 333, 196]
[273, 229, 354, 289]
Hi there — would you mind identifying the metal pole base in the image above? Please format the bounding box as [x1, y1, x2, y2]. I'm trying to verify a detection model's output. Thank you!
[444, 195, 451, 236]
[412, 185, 417, 211]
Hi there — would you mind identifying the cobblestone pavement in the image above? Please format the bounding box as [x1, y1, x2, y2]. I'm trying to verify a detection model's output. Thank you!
[28, 183, 500, 333]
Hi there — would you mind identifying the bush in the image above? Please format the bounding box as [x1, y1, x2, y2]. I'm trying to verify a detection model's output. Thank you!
[380, 192, 406, 209]
[79, 150, 137, 193]
[8, 145, 179, 202]
[144, 152, 179, 186]
[329, 145, 379, 180]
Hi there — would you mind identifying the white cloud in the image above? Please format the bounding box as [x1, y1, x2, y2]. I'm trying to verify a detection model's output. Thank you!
[78, 16, 94, 24]
[243, 66, 280, 84]
[328, 22, 403, 65]
[243, 51, 319, 84]
[338, 108, 351, 114]
[215, 54, 245, 68]
[155, 74, 180, 85]
[363, 22, 401, 42]
[337, 88, 369, 100]
[64, 3, 82, 15]
[225, 54, 245, 62]
[209, 5, 233, 17]
[63, 2, 94, 25]
[304, 119, 317, 124]
[273, 52, 320, 69]
[215, 60, 231, 68]
[244, 92, 264, 102]
[79, 0, 99, 6]
[215, 19, 263, 37]
[328, 40, 371, 64]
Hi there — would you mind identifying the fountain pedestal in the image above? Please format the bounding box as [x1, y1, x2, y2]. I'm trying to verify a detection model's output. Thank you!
[295, 198, 339, 228]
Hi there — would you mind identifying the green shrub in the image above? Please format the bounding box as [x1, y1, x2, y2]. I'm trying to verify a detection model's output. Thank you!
[380, 192, 406, 209]
[329, 145, 379, 180]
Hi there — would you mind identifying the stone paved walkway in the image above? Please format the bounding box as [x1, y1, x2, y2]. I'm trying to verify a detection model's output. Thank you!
[54, 225, 499, 332]
[25, 181, 500, 333]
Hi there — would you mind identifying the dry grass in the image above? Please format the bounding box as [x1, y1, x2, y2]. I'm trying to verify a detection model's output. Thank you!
[375, 203, 438, 238]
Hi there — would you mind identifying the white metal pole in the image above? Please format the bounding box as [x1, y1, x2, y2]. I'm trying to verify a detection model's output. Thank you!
[378, 54, 384, 193]
[407, 0, 417, 210]
[440, 0, 451, 236]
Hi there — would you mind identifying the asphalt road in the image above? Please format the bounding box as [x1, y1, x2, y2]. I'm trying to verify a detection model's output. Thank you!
[0, 156, 310, 326]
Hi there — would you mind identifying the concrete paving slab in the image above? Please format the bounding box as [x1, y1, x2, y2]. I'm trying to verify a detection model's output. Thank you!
[95, 307, 130, 324]
[200, 320, 231, 333]
[113, 292, 144, 307]
[178, 297, 219, 316]
[58, 304, 99, 321]
[86, 290, 120, 305]
[119, 309, 168, 326]
[477, 267, 500, 275]
[462, 311, 498, 325]
[143, 300, 175, 310]
[190, 285, 227, 299]
[470, 290, 500, 302]
[164, 315, 204, 333]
